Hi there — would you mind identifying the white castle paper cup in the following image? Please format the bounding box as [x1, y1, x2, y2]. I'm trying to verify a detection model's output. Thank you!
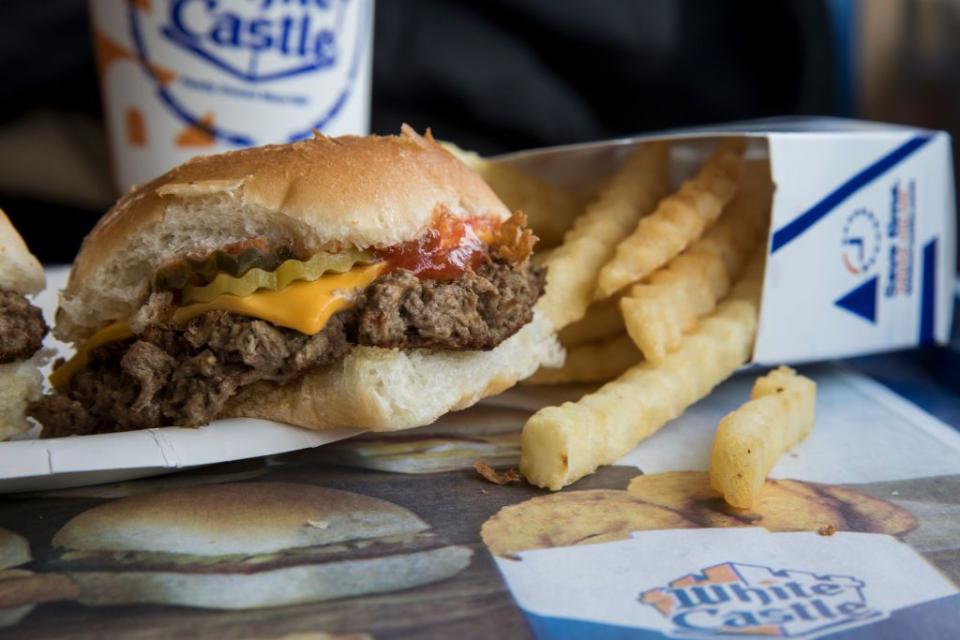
[90, 0, 374, 192]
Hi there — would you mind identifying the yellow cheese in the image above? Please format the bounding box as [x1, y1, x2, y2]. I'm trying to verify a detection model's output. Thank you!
[49, 322, 134, 388]
[50, 263, 385, 389]
[171, 262, 384, 333]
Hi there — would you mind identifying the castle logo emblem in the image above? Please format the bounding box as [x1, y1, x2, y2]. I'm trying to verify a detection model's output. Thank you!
[640, 562, 883, 637]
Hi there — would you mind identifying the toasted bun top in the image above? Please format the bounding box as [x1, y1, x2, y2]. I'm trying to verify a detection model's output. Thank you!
[52, 482, 429, 557]
[55, 127, 511, 344]
[0, 209, 44, 295]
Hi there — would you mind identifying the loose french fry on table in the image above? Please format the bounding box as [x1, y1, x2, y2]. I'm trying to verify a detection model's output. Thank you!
[621, 161, 773, 363]
[557, 297, 626, 347]
[521, 249, 766, 491]
[538, 142, 669, 330]
[595, 138, 746, 299]
[440, 141, 584, 248]
[525, 333, 641, 385]
[709, 366, 817, 509]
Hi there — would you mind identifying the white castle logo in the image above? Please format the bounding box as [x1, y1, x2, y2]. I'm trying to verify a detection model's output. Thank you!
[640, 562, 884, 638]
[129, 0, 368, 145]
[160, 0, 342, 82]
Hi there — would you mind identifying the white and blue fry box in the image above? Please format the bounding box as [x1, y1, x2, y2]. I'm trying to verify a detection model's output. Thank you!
[497, 117, 957, 364]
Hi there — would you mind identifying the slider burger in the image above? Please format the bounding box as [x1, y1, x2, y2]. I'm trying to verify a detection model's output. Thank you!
[48, 482, 472, 609]
[33, 127, 561, 436]
[0, 210, 47, 440]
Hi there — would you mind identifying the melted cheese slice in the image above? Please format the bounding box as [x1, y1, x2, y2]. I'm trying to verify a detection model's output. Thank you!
[50, 263, 385, 389]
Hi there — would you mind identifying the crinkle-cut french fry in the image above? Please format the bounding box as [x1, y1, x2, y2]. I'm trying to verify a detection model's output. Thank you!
[595, 138, 746, 299]
[520, 249, 765, 491]
[709, 366, 816, 509]
[558, 298, 625, 347]
[537, 142, 669, 330]
[621, 161, 772, 363]
[620, 253, 727, 364]
[525, 333, 641, 385]
[439, 141, 584, 248]
[690, 161, 771, 272]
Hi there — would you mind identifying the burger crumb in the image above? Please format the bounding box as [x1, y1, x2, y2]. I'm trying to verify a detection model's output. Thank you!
[474, 460, 521, 485]
[817, 524, 837, 536]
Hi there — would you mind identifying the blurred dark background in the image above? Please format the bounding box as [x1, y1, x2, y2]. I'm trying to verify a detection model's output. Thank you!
[0, 0, 957, 263]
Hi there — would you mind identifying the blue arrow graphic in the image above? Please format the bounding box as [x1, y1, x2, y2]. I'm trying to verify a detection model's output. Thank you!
[835, 277, 878, 324]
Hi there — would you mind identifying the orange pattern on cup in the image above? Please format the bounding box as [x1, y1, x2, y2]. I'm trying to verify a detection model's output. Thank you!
[93, 29, 176, 87]
[93, 29, 130, 77]
[126, 108, 147, 146]
[176, 113, 216, 147]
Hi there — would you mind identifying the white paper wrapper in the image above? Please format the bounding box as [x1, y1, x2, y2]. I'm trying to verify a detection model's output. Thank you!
[497, 529, 959, 638]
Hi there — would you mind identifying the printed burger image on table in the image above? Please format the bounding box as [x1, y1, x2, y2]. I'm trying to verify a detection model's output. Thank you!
[0, 117, 958, 639]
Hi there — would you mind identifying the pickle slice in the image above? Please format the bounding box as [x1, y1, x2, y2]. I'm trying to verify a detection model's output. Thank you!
[152, 247, 298, 291]
[181, 250, 377, 304]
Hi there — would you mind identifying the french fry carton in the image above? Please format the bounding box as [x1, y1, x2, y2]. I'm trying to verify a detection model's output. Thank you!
[496, 117, 956, 363]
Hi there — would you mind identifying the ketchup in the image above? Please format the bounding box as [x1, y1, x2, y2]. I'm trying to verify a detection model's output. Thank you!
[377, 213, 500, 279]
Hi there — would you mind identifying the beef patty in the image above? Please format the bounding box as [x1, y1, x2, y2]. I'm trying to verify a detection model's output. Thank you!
[32, 259, 544, 436]
[0, 290, 47, 364]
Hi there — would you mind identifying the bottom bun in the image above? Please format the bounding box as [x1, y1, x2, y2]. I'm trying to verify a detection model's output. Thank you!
[225, 310, 563, 431]
[0, 357, 42, 441]
[67, 545, 473, 609]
